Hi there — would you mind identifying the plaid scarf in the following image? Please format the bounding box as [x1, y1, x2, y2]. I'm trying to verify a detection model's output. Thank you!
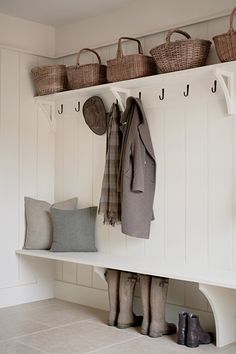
[98, 103, 121, 226]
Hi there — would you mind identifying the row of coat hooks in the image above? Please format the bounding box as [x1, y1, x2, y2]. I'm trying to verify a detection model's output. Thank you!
[138, 80, 218, 101]
[58, 101, 80, 114]
[57, 80, 218, 115]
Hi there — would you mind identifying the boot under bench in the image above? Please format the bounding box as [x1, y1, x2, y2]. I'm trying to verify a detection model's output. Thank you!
[15, 249, 236, 348]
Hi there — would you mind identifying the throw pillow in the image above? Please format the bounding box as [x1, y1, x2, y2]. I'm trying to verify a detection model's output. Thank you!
[50, 207, 97, 252]
[24, 197, 77, 250]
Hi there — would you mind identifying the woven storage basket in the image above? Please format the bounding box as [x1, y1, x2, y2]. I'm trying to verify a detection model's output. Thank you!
[66, 48, 107, 89]
[150, 29, 211, 73]
[31, 65, 67, 96]
[107, 37, 156, 83]
[213, 7, 236, 62]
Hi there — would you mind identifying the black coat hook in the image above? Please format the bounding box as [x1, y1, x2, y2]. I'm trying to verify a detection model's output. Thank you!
[75, 101, 80, 112]
[58, 104, 63, 114]
[139, 92, 142, 100]
[159, 88, 165, 100]
[211, 80, 217, 93]
[183, 84, 190, 97]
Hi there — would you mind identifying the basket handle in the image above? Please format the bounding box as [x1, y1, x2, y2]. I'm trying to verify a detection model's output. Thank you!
[166, 29, 191, 43]
[116, 37, 143, 59]
[77, 48, 101, 66]
[229, 7, 236, 34]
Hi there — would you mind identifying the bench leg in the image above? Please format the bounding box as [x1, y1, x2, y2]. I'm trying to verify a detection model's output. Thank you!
[199, 283, 236, 347]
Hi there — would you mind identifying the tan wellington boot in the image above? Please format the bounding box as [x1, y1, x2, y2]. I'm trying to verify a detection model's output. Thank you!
[117, 271, 142, 329]
[139, 274, 151, 335]
[105, 269, 120, 326]
[149, 277, 177, 338]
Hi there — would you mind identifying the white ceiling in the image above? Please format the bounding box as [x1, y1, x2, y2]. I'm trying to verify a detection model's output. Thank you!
[0, 0, 135, 27]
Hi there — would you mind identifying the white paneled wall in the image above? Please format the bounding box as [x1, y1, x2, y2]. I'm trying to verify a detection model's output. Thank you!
[54, 94, 215, 327]
[0, 13, 232, 331]
[0, 10, 231, 344]
[54, 15, 236, 329]
[0, 48, 55, 307]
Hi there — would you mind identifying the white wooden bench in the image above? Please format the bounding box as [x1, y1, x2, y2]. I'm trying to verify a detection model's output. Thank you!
[16, 249, 236, 348]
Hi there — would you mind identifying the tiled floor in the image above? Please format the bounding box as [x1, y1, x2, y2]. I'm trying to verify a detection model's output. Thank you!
[0, 299, 235, 354]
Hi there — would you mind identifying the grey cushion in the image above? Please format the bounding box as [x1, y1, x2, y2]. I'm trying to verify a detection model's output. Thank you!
[24, 197, 77, 250]
[50, 207, 97, 252]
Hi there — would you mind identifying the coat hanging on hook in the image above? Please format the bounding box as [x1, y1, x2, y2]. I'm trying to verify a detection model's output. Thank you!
[119, 97, 156, 239]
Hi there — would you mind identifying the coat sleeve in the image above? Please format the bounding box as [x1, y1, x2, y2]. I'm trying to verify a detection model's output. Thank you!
[131, 133, 145, 193]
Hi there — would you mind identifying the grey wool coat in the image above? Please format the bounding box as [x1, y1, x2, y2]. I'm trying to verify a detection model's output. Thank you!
[119, 97, 156, 239]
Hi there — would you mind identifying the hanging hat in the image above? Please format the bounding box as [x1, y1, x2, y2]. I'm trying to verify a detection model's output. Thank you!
[83, 96, 107, 135]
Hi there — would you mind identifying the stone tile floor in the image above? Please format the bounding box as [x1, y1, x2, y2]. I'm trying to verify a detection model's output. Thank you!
[0, 299, 235, 354]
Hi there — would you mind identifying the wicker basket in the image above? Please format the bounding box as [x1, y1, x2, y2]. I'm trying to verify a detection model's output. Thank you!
[31, 65, 67, 96]
[107, 37, 156, 83]
[213, 7, 236, 62]
[150, 29, 211, 73]
[66, 48, 107, 89]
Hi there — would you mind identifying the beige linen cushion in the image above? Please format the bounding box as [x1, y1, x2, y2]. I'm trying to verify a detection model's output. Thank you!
[24, 197, 77, 250]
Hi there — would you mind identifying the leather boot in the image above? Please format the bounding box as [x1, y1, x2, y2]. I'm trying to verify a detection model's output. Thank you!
[177, 311, 188, 345]
[105, 269, 120, 326]
[186, 313, 214, 348]
[139, 274, 151, 335]
[149, 277, 177, 338]
[117, 271, 142, 329]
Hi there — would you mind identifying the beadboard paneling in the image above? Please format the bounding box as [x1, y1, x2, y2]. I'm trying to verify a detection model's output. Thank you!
[185, 103, 208, 266]
[0, 48, 55, 306]
[208, 101, 233, 269]
[1, 13, 232, 318]
[0, 49, 20, 286]
[77, 107, 93, 207]
[54, 18, 236, 320]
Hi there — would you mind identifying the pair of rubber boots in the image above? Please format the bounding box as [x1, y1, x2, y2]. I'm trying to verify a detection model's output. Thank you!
[177, 312, 214, 348]
[105, 269, 176, 337]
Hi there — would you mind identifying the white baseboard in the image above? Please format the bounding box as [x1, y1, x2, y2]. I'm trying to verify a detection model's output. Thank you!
[0, 281, 54, 308]
[55, 280, 215, 332]
[55, 280, 109, 311]
[0, 257, 55, 308]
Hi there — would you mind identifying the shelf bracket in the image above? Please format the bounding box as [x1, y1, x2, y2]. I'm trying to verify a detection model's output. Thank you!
[199, 283, 236, 347]
[110, 87, 131, 111]
[94, 266, 106, 281]
[215, 69, 235, 115]
[35, 100, 56, 133]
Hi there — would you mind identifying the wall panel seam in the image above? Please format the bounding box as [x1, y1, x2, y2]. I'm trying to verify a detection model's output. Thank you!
[231, 114, 234, 270]
[36, 106, 39, 199]
[206, 103, 210, 266]
[17, 52, 21, 282]
[184, 104, 187, 264]
[163, 108, 167, 259]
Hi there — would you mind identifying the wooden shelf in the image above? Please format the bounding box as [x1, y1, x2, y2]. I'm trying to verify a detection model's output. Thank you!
[34, 61, 236, 115]
[34, 61, 236, 102]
